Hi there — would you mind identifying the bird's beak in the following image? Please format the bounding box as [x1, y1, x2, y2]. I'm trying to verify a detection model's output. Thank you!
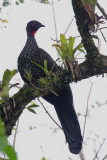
[37, 24, 45, 30]
[40, 24, 45, 27]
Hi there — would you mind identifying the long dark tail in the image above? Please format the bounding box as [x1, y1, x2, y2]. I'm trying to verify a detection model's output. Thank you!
[43, 85, 82, 154]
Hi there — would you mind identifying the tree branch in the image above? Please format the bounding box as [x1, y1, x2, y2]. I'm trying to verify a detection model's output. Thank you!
[96, 2, 107, 20]
[71, 0, 107, 77]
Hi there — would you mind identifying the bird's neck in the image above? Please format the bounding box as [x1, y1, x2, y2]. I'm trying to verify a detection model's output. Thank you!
[26, 34, 38, 48]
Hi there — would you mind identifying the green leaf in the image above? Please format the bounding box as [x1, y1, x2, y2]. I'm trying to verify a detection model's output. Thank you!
[68, 36, 75, 58]
[68, 37, 75, 51]
[50, 89, 58, 96]
[61, 45, 68, 59]
[0, 118, 5, 135]
[24, 69, 32, 82]
[42, 157, 46, 160]
[53, 76, 59, 84]
[0, 118, 7, 150]
[19, 0, 24, 3]
[16, 0, 24, 5]
[27, 104, 39, 108]
[5, 145, 17, 160]
[78, 48, 85, 54]
[0, 18, 8, 23]
[60, 34, 68, 58]
[52, 44, 61, 48]
[60, 34, 67, 45]
[53, 34, 85, 63]
[0, 135, 7, 150]
[2, 1, 10, 6]
[0, 118, 17, 160]
[2, 69, 18, 87]
[27, 107, 36, 114]
[53, 43, 67, 60]
[0, 99, 4, 104]
[40, 0, 49, 4]
[32, 61, 44, 71]
[73, 43, 83, 55]
[38, 77, 47, 85]
[54, 46, 62, 59]
[0, 87, 9, 100]
[0, 69, 17, 100]
[27, 102, 39, 114]
[32, 60, 49, 75]
[15, 1, 19, 5]
[44, 60, 47, 70]
[43, 60, 49, 75]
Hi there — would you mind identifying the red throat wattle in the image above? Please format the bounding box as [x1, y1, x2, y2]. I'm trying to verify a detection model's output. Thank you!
[31, 30, 37, 36]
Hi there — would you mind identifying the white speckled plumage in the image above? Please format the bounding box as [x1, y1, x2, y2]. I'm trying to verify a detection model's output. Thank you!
[18, 20, 82, 154]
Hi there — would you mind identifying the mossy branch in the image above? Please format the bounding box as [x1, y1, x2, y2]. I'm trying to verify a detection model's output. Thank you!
[71, 0, 107, 75]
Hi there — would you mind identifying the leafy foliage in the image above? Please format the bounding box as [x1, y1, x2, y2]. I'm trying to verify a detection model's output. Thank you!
[27, 103, 39, 114]
[31, 60, 59, 96]
[24, 69, 32, 82]
[41, 157, 46, 160]
[2, 0, 11, 7]
[0, 118, 17, 160]
[2, 0, 49, 6]
[2, 0, 24, 6]
[15, 0, 24, 5]
[53, 34, 85, 79]
[40, 0, 49, 4]
[0, 69, 17, 103]
[32, 60, 49, 75]
[0, 18, 8, 23]
[53, 34, 85, 64]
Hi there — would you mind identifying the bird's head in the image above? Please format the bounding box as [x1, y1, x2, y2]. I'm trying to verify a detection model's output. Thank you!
[26, 20, 45, 36]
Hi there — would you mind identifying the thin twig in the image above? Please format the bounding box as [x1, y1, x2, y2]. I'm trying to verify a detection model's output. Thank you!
[98, 27, 107, 30]
[0, 80, 21, 89]
[13, 119, 19, 149]
[51, 35, 80, 43]
[30, 81, 46, 91]
[96, 2, 107, 20]
[99, 29, 107, 42]
[64, 16, 74, 35]
[52, 0, 58, 42]
[38, 98, 62, 130]
[93, 138, 106, 160]
[83, 81, 93, 139]
[9, 83, 20, 89]
[51, 0, 61, 65]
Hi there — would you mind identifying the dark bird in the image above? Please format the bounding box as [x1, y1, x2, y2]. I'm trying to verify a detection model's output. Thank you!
[18, 20, 83, 154]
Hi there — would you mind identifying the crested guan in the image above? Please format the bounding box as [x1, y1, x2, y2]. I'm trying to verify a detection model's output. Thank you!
[18, 20, 82, 154]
